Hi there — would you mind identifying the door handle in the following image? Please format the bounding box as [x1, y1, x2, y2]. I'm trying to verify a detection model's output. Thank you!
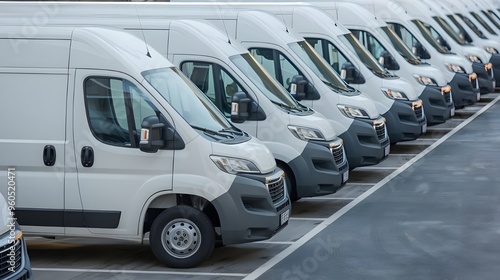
[43, 145, 56, 166]
[81, 146, 94, 168]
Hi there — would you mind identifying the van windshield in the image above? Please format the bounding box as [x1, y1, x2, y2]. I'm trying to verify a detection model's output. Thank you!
[412, 19, 451, 54]
[231, 53, 307, 112]
[289, 40, 353, 92]
[486, 10, 500, 30]
[470, 11, 497, 35]
[432, 16, 468, 45]
[143, 67, 235, 134]
[456, 13, 487, 39]
[447, 14, 481, 41]
[338, 33, 392, 78]
[379, 26, 421, 65]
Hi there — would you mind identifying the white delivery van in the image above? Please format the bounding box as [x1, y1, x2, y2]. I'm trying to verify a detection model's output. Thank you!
[168, 21, 350, 197]
[0, 25, 291, 268]
[0, 4, 349, 201]
[477, 0, 500, 33]
[313, 1, 454, 125]
[454, 0, 500, 40]
[216, 9, 415, 145]
[473, 1, 500, 34]
[164, 1, 425, 144]
[0, 193, 32, 279]
[354, 0, 481, 108]
[75, 3, 391, 164]
[391, 0, 496, 94]
[436, 0, 500, 89]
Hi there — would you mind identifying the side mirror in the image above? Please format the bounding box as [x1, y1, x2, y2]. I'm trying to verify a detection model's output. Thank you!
[230, 91, 251, 123]
[412, 42, 431, 60]
[290, 75, 307, 101]
[139, 116, 165, 153]
[341, 62, 365, 84]
[379, 50, 400, 70]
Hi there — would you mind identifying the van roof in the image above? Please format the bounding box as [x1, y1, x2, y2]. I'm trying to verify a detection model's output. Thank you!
[1, 25, 173, 73]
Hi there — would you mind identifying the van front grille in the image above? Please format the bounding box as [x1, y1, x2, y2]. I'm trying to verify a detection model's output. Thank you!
[412, 101, 423, 120]
[0, 238, 22, 279]
[469, 73, 479, 90]
[444, 90, 451, 103]
[374, 121, 387, 142]
[331, 143, 345, 166]
[267, 176, 285, 205]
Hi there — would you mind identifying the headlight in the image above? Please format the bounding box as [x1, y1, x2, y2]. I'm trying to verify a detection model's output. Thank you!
[381, 88, 409, 100]
[413, 75, 438, 86]
[210, 155, 261, 174]
[484, 46, 499, 54]
[444, 63, 466, 73]
[465, 54, 482, 63]
[337, 104, 370, 119]
[288, 125, 326, 141]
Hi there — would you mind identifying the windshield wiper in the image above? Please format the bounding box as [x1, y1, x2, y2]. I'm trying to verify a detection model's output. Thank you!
[321, 80, 349, 92]
[219, 127, 245, 137]
[191, 125, 234, 139]
[271, 100, 303, 112]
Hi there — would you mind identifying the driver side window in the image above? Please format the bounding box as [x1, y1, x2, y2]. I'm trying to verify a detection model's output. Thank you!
[249, 48, 301, 91]
[306, 38, 349, 74]
[85, 77, 158, 148]
[181, 61, 245, 117]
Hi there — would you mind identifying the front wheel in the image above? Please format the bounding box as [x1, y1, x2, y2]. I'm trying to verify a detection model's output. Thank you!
[149, 205, 215, 268]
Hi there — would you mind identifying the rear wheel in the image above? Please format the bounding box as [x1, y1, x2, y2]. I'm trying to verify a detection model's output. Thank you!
[149, 205, 215, 268]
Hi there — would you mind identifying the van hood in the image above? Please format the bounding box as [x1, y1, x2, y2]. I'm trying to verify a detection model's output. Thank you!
[288, 110, 338, 141]
[211, 136, 276, 174]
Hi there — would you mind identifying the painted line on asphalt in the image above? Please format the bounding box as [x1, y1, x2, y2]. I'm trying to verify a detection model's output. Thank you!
[301, 197, 356, 200]
[255, 241, 295, 245]
[32, 268, 247, 277]
[355, 166, 398, 170]
[243, 95, 500, 280]
[345, 182, 376, 186]
[289, 217, 327, 221]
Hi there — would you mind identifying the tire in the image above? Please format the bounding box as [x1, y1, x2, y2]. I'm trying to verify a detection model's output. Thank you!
[278, 165, 298, 202]
[149, 205, 215, 268]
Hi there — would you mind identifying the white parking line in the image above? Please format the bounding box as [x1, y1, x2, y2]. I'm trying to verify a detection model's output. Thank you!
[354, 166, 398, 170]
[32, 268, 248, 277]
[243, 95, 500, 280]
[345, 182, 376, 186]
[300, 197, 356, 200]
[289, 217, 327, 221]
[255, 241, 295, 245]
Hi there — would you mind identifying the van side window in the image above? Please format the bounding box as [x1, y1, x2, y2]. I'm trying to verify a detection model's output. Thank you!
[387, 23, 419, 52]
[84, 77, 158, 147]
[249, 48, 301, 91]
[181, 61, 245, 117]
[351, 30, 386, 61]
[306, 38, 350, 73]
